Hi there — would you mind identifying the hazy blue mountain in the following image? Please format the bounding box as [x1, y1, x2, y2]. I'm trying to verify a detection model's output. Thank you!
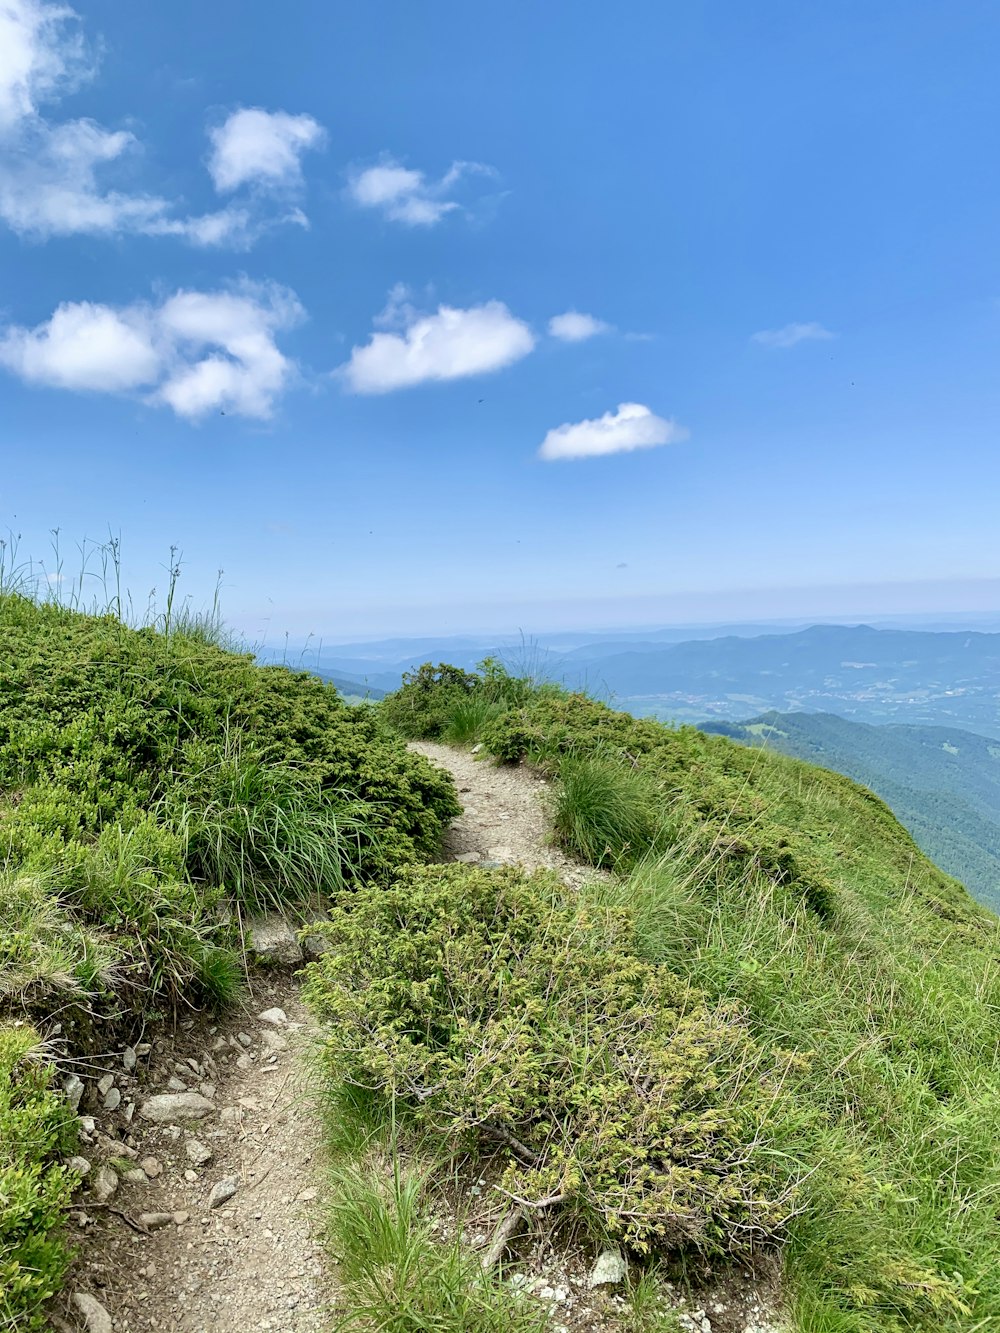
[704, 712, 1000, 912]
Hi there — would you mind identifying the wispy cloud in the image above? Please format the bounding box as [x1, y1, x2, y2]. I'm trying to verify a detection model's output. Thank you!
[0, 1, 322, 246]
[539, 402, 688, 462]
[548, 310, 611, 342]
[207, 107, 325, 194]
[339, 289, 535, 393]
[751, 321, 835, 349]
[346, 155, 496, 226]
[0, 279, 304, 419]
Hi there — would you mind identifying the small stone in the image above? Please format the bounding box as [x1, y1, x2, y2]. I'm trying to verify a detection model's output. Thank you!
[588, 1248, 627, 1289]
[135, 1042, 151, 1056]
[103, 1087, 121, 1111]
[72, 1292, 113, 1333]
[470, 742, 484, 754]
[455, 851, 481, 863]
[138, 1211, 174, 1230]
[96, 1074, 115, 1097]
[184, 1169, 197, 1182]
[91, 1165, 118, 1204]
[208, 1177, 238, 1208]
[122, 1046, 137, 1071]
[261, 1030, 288, 1052]
[167, 1076, 187, 1091]
[78, 1115, 96, 1135]
[173, 1210, 190, 1225]
[258, 1007, 288, 1027]
[297, 1187, 318, 1202]
[140, 1156, 162, 1178]
[237, 1032, 253, 1047]
[185, 1137, 213, 1165]
[139, 1092, 214, 1123]
[124, 1169, 147, 1185]
[63, 1074, 85, 1113]
[67, 1155, 91, 1176]
[200, 1082, 216, 1099]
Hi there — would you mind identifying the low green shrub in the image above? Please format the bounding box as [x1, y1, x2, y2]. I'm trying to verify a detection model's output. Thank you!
[380, 663, 479, 739]
[305, 863, 791, 1258]
[0, 1026, 76, 1332]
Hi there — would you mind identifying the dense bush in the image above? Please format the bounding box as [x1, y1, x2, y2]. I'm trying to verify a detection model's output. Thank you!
[305, 862, 791, 1257]
[0, 593, 460, 1326]
[0, 1027, 76, 1331]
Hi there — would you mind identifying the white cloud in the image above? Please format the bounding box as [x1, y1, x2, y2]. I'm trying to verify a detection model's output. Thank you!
[548, 311, 611, 342]
[347, 156, 494, 226]
[751, 321, 835, 349]
[538, 402, 688, 462]
[0, 0, 88, 132]
[0, 280, 303, 419]
[0, 4, 321, 244]
[340, 294, 535, 394]
[207, 107, 325, 193]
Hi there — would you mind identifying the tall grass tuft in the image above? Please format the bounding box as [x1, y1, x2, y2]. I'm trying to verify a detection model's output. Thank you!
[553, 752, 662, 867]
[442, 695, 505, 746]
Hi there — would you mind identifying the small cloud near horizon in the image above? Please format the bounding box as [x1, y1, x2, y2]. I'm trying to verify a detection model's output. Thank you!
[539, 402, 688, 462]
[548, 310, 611, 342]
[751, 321, 836, 349]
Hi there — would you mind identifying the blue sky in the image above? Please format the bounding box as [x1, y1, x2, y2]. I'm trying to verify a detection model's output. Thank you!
[2, 0, 999, 640]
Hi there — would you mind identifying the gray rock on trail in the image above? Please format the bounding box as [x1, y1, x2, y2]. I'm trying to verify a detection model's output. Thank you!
[184, 1137, 213, 1166]
[63, 1074, 85, 1113]
[66, 1155, 91, 1177]
[138, 1212, 175, 1230]
[103, 1087, 121, 1111]
[122, 1045, 137, 1071]
[91, 1165, 118, 1204]
[249, 913, 303, 965]
[208, 1176, 239, 1208]
[258, 1006, 288, 1026]
[139, 1091, 214, 1123]
[72, 1291, 113, 1333]
[588, 1248, 628, 1288]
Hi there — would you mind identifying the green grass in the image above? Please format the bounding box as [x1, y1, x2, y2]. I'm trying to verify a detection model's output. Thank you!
[552, 752, 662, 867]
[0, 587, 461, 1327]
[380, 665, 1000, 1331]
[441, 695, 505, 746]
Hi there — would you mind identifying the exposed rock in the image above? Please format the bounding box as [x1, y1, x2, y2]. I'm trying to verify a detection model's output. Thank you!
[588, 1248, 627, 1288]
[184, 1138, 213, 1166]
[140, 1156, 162, 1178]
[208, 1176, 239, 1208]
[455, 850, 481, 863]
[138, 1091, 214, 1123]
[122, 1046, 137, 1071]
[103, 1087, 121, 1111]
[91, 1164, 118, 1204]
[66, 1155, 91, 1176]
[72, 1291, 113, 1333]
[138, 1211, 174, 1230]
[236, 1053, 254, 1071]
[258, 1007, 288, 1026]
[200, 1081, 216, 1099]
[237, 1033, 253, 1048]
[124, 1168, 148, 1185]
[249, 914, 303, 965]
[167, 1075, 187, 1091]
[63, 1074, 85, 1113]
[262, 1029, 288, 1052]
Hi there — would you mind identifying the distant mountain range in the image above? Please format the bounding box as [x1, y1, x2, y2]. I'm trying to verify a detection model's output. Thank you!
[705, 712, 1000, 912]
[300, 623, 1000, 737]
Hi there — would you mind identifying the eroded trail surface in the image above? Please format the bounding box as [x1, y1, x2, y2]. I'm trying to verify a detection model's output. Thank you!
[58, 982, 332, 1333]
[409, 740, 591, 884]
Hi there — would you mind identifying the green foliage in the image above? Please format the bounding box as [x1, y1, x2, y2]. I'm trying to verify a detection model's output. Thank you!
[553, 753, 662, 867]
[0, 1026, 76, 1331]
[305, 863, 790, 1258]
[326, 1157, 549, 1332]
[380, 663, 480, 739]
[380, 665, 1000, 1329]
[0, 592, 461, 1324]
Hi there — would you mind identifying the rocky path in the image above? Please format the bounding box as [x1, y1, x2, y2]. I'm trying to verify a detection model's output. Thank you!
[409, 740, 593, 885]
[56, 981, 332, 1333]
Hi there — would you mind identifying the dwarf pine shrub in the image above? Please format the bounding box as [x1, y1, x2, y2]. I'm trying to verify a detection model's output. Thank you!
[304, 863, 792, 1258]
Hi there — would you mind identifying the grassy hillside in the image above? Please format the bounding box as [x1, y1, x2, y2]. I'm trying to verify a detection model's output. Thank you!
[0, 595, 458, 1329]
[704, 712, 1000, 912]
[379, 665, 1000, 1331]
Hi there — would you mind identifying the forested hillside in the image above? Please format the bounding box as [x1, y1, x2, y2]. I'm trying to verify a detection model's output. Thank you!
[704, 712, 1000, 911]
